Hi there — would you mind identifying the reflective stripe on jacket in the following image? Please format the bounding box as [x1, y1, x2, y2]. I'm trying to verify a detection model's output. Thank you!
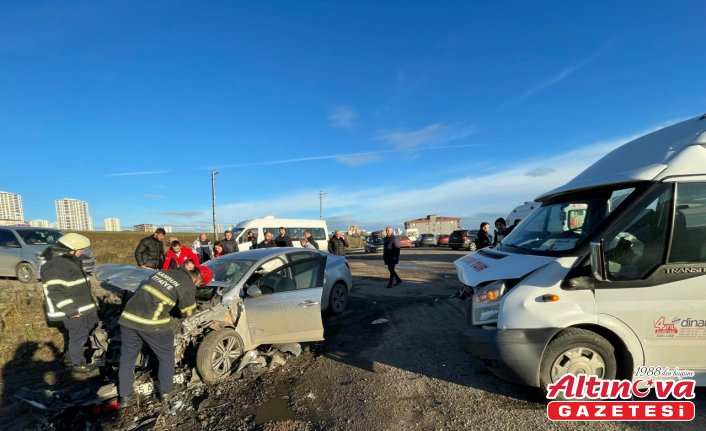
[118, 267, 196, 332]
[40, 253, 96, 321]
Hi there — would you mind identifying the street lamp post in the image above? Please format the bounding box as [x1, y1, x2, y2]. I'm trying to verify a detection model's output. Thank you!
[319, 190, 327, 220]
[211, 169, 218, 239]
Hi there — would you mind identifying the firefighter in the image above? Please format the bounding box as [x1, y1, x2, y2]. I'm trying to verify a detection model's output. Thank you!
[117, 265, 213, 407]
[40, 233, 99, 373]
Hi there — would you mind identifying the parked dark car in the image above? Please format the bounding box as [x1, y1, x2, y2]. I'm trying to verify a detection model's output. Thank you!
[416, 233, 437, 247]
[364, 236, 385, 253]
[448, 229, 479, 251]
[437, 234, 449, 247]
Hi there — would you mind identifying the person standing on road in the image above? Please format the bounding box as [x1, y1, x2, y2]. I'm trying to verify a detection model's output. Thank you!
[304, 229, 319, 250]
[274, 227, 293, 247]
[118, 265, 213, 407]
[328, 230, 349, 256]
[258, 231, 277, 248]
[476, 222, 493, 250]
[163, 240, 200, 270]
[383, 227, 402, 288]
[247, 231, 258, 250]
[213, 241, 226, 257]
[192, 233, 213, 263]
[40, 233, 99, 373]
[135, 228, 166, 269]
[220, 230, 238, 254]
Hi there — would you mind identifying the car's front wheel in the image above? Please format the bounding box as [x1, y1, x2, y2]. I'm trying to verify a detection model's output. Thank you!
[327, 282, 348, 315]
[16, 263, 34, 284]
[196, 328, 244, 384]
[539, 328, 617, 395]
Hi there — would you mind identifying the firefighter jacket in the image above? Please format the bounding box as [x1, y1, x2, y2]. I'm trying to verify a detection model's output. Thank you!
[40, 253, 97, 321]
[118, 268, 197, 332]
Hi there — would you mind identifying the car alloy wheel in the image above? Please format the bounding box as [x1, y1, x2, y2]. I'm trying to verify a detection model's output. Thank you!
[328, 282, 348, 315]
[16, 263, 34, 284]
[196, 328, 244, 384]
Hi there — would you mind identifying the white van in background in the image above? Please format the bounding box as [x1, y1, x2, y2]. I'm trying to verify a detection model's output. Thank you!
[505, 201, 539, 225]
[230, 217, 329, 250]
[456, 114, 706, 390]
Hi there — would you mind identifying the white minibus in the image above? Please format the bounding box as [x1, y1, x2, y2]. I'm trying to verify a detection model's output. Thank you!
[230, 217, 329, 250]
[456, 114, 706, 390]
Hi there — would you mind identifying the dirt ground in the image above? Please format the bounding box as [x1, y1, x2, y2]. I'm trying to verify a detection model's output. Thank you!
[1, 248, 705, 430]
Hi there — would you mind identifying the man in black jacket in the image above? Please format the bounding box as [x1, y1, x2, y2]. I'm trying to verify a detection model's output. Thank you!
[258, 231, 277, 248]
[383, 227, 402, 288]
[476, 222, 493, 249]
[274, 227, 293, 247]
[118, 265, 213, 407]
[328, 230, 349, 256]
[135, 228, 166, 269]
[220, 230, 239, 254]
[40, 233, 99, 373]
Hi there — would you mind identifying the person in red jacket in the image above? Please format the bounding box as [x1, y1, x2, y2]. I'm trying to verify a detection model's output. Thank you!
[163, 240, 200, 270]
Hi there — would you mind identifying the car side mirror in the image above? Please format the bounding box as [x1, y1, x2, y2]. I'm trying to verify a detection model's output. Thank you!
[246, 285, 263, 298]
[589, 240, 607, 282]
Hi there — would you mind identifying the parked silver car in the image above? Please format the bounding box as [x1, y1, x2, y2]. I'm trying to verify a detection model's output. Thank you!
[96, 247, 352, 383]
[0, 226, 96, 283]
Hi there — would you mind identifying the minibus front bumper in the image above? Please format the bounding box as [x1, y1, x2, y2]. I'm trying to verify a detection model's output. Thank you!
[464, 326, 559, 387]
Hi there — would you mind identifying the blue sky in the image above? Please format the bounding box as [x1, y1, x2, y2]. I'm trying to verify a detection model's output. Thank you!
[1, 1, 705, 232]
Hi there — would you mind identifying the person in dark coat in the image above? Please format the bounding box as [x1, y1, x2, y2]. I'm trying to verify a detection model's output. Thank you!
[247, 231, 258, 250]
[328, 230, 349, 256]
[493, 217, 508, 246]
[476, 222, 493, 249]
[274, 227, 293, 247]
[258, 231, 277, 248]
[41, 233, 99, 373]
[304, 229, 319, 250]
[220, 230, 239, 254]
[383, 227, 402, 288]
[135, 228, 166, 269]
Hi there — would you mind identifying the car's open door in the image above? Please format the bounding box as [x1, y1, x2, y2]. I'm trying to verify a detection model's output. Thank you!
[243, 254, 327, 345]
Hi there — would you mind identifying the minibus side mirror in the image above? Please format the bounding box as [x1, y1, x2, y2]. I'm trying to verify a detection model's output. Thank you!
[589, 240, 607, 282]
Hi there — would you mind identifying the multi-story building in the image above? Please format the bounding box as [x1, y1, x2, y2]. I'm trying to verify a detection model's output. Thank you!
[0, 191, 24, 225]
[404, 214, 461, 235]
[104, 217, 121, 232]
[29, 219, 51, 228]
[348, 225, 361, 236]
[133, 224, 157, 232]
[55, 198, 93, 231]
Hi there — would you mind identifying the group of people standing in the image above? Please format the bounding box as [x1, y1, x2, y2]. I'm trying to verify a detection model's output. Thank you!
[476, 218, 521, 249]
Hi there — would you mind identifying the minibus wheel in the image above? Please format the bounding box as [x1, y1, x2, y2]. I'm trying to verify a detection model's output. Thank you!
[539, 328, 617, 392]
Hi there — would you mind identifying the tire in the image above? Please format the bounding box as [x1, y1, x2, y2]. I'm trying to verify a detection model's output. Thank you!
[16, 263, 34, 284]
[468, 242, 477, 252]
[327, 282, 348, 315]
[539, 328, 617, 393]
[196, 328, 244, 384]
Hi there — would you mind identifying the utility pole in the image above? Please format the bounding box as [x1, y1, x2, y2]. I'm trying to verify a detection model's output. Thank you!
[319, 190, 327, 220]
[211, 169, 218, 239]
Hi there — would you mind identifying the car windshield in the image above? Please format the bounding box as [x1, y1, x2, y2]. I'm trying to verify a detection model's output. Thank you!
[16, 229, 63, 245]
[202, 257, 258, 291]
[499, 184, 640, 256]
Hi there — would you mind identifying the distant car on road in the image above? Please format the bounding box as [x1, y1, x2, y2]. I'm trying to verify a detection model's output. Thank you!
[448, 229, 479, 251]
[416, 233, 437, 247]
[398, 236, 414, 248]
[364, 236, 385, 253]
[437, 234, 449, 247]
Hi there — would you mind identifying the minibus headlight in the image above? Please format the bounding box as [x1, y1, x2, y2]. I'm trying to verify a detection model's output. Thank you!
[474, 280, 506, 303]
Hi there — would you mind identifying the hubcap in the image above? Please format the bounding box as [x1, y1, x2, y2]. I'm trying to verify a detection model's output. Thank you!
[331, 286, 346, 312]
[18, 266, 31, 282]
[550, 347, 605, 381]
[212, 336, 242, 374]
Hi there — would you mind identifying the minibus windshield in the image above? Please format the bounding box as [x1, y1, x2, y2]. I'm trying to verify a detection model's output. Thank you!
[499, 184, 640, 256]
